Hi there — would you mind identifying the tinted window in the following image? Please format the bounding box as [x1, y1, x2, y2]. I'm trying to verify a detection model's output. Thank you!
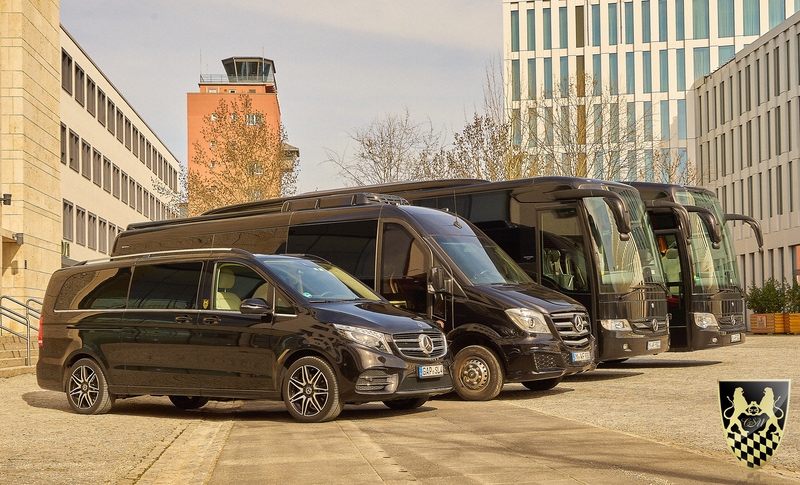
[287, 220, 377, 285]
[55, 267, 131, 310]
[380, 224, 428, 313]
[213, 227, 288, 254]
[128, 262, 201, 309]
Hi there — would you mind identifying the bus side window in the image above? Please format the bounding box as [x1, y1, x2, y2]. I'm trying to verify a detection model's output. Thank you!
[380, 223, 428, 314]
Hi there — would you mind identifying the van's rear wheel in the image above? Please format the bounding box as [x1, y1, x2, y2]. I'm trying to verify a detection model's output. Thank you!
[169, 396, 210, 410]
[383, 396, 428, 410]
[521, 377, 562, 391]
[66, 358, 115, 415]
[452, 345, 504, 401]
[283, 356, 343, 423]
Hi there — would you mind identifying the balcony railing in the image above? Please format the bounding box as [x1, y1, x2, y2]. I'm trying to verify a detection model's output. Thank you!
[200, 74, 276, 84]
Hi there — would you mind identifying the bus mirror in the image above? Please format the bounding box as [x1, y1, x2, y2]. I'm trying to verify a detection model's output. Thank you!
[429, 266, 453, 294]
[685, 206, 721, 249]
[725, 213, 764, 252]
[603, 197, 631, 240]
[643, 200, 693, 240]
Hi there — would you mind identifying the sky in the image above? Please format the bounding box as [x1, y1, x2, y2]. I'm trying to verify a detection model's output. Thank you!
[60, 1, 502, 193]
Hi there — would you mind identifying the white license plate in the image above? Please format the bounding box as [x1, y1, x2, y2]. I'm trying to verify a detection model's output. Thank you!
[731, 333, 742, 343]
[647, 340, 662, 351]
[418, 364, 444, 378]
[571, 351, 591, 363]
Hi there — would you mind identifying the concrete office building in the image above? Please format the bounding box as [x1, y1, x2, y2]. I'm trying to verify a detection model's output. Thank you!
[691, 10, 800, 286]
[60, 29, 181, 265]
[502, 0, 800, 180]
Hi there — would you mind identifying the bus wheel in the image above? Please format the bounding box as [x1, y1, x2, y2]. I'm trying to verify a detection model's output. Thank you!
[522, 377, 562, 391]
[452, 345, 504, 401]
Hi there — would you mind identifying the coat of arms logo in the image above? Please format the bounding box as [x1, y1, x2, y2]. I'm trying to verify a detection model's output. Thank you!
[718, 380, 791, 468]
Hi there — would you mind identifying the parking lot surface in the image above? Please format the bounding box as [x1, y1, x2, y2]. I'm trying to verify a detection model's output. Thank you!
[1, 335, 798, 484]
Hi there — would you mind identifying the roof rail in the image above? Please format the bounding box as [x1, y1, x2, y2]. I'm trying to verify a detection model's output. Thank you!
[281, 193, 409, 212]
[74, 248, 255, 266]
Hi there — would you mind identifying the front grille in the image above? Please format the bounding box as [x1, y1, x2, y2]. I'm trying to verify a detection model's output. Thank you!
[630, 317, 669, 333]
[392, 331, 447, 359]
[551, 311, 592, 349]
[534, 353, 560, 371]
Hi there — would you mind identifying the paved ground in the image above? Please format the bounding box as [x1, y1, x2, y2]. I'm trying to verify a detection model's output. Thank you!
[1, 335, 798, 484]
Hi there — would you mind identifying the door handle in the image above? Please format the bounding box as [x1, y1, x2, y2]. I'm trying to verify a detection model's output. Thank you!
[203, 316, 222, 325]
[175, 315, 193, 324]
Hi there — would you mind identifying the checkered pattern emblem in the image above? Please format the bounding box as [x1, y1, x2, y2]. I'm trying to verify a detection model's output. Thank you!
[719, 380, 791, 469]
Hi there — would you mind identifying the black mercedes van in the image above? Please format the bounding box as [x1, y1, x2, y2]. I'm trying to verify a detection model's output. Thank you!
[36, 249, 452, 423]
[113, 194, 596, 400]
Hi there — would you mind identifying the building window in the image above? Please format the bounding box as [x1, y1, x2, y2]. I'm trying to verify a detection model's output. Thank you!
[98, 219, 107, 254]
[678, 99, 687, 140]
[718, 0, 734, 37]
[92, 149, 102, 187]
[743, 0, 760, 35]
[81, 140, 91, 179]
[659, 50, 669, 92]
[776, 106, 782, 154]
[86, 77, 96, 116]
[746, 65, 752, 111]
[774, 46, 781, 95]
[543, 8, 552, 50]
[512, 60, 520, 102]
[676, 49, 685, 91]
[642, 52, 652, 94]
[121, 173, 129, 205]
[527, 9, 536, 50]
[103, 157, 111, 193]
[109, 225, 117, 253]
[676, 0, 685, 40]
[694, 47, 710, 80]
[592, 54, 602, 95]
[124, 118, 132, 150]
[74, 64, 85, 106]
[107, 101, 115, 135]
[608, 3, 618, 45]
[560, 57, 569, 97]
[777, 165, 784, 215]
[661, 100, 670, 140]
[60, 124, 67, 165]
[719, 46, 735, 66]
[88, 213, 97, 250]
[693, 0, 709, 39]
[544, 58, 553, 98]
[559, 6, 569, 48]
[642, 0, 651, 42]
[658, 0, 668, 41]
[97, 90, 106, 127]
[575, 6, 585, 48]
[747, 121, 753, 167]
[61, 50, 72, 94]
[510, 10, 519, 52]
[624, 53, 634, 95]
[76, 207, 86, 246]
[116, 110, 124, 143]
[769, 0, 785, 29]
[592, 4, 601, 46]
[756, 59, 762, 105]
[69, 130, 79, 172]
[527, 59, 537, 99]
[62, 200, 74, 241]
[112, 165, 121, 199]
[624, 2, 634, 44]
[609, 53, 619, 95]
[644, 101, 653, 141]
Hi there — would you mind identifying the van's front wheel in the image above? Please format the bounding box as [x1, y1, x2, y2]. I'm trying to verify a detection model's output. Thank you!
[452, 345, 504, 401]
[66, 358, 115, 415]
[283, 356, 343, 423]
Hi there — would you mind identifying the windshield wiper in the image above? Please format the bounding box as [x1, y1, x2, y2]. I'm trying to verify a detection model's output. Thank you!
[617, 285, 648, 300]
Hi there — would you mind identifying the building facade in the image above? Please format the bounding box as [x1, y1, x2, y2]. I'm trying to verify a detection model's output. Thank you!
[692, 10, 800, 286]
[502, 0, 800, 181]
[60, 29, 181, 265]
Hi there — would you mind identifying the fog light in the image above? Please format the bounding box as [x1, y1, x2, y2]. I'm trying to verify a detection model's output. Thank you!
[622, 343, 630, 350]
[356, 370, 398, 393]
[711, 337, 718, 344]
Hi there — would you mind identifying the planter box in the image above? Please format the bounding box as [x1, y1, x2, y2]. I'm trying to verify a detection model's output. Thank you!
[750, 313, 788, 333]
[789, 313, 800, 334]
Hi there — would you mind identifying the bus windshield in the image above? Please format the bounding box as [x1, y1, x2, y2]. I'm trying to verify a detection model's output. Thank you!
[674, 190, 741, 293]
[585, 193, 665, 294]
[433, 235, 533, 286]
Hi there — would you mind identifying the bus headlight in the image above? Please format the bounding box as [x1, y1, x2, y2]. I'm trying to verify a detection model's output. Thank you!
[506, 308, 550, 334]
[600, 319, 632, 331]
[694, 313, 719, 329]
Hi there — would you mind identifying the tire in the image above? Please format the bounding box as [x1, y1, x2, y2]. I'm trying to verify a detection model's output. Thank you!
[383, 396, 429, 410]
[66, 358, 115, 415]
[452, 345, 504, 401]
[521, 377, 562, 391]
[169, 396, 210, 410]
[283, 356, 343, 423]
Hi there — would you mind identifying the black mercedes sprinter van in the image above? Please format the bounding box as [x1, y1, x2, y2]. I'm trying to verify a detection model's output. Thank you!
[113, 194, 596, 400]
[37, 249, 452, 423]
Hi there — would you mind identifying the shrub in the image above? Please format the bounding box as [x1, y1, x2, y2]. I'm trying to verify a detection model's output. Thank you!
[745, 278, 786, 314]
[786, 280, 800, 313]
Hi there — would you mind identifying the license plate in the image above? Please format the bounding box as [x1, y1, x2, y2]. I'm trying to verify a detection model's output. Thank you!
[418, 364, 444, 378]
[647, 340, 662, 351]
[731, 333, 741, 343]
[571, 351, 591, 363]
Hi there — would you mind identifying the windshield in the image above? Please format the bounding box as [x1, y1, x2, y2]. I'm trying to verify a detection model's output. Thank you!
[674, 190, 741, 293]
[433, 235, 533, 285]
[585, 193, 665, 294]
[258, 257, 382, 301]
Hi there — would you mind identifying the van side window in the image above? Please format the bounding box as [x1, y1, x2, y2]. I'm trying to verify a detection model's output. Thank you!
[287, 220, 377, 287]
[215, 263, 264, 311]
[55, 267, 132, 310]
[380, 223, 428, 314]
[128, 262, 202, 309]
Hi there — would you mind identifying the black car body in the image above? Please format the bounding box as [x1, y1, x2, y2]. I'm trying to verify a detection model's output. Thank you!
[37, 249, 452, 422]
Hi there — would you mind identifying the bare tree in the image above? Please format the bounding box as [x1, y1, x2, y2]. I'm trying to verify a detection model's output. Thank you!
[188, 95, 298, 216]
[324, 109, 446, 186]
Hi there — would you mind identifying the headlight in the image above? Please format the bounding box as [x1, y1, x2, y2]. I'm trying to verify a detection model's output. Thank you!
[334, 324, 392, 354]
[600, 319, 632, 331]
[694, 312, 719, 329]
[505, 308, 551, 334]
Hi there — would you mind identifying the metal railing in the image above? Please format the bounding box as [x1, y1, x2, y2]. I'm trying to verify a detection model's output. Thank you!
[199, 74, 276, 84]
[0, 296, 42, 366]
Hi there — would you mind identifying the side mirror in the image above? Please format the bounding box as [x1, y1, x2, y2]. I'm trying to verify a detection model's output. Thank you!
[240, 298, 273, 315]
[725, 213, 764, 252]
[429, 266, 453, 295]
[603, 196, 631, 240]
[685, 206, 722, 249]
